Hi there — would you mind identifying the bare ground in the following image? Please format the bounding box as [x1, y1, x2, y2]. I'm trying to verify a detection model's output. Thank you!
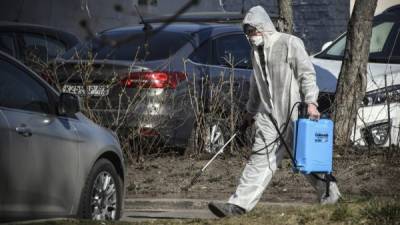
[126, 147, 400, 203]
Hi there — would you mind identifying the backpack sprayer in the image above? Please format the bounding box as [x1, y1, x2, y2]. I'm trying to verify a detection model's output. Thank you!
[269, 102, 336, 197]
[181, 102, 335, 196]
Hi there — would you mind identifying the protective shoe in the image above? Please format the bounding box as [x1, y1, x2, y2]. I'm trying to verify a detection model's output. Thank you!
[320, 182, 342, 205]
[208, 202, 245, 218]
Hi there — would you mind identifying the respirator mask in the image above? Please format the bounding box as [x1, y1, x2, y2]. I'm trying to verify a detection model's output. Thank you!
[243, 24, 264, 46]
[249, 36, 264, 46]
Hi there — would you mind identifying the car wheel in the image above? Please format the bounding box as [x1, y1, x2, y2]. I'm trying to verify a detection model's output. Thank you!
[203, 121, 225, 154]
[79, 158, 123, 220]
[185, 115, 229, 155]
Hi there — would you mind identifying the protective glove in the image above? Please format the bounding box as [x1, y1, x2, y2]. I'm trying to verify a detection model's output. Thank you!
[307, 103, 321, 120]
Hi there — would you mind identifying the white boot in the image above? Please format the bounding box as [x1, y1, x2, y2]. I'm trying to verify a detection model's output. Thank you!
[320, 182, 342, 205]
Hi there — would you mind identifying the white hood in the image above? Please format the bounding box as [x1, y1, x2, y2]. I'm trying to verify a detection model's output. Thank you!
[242, 6, 276, 36]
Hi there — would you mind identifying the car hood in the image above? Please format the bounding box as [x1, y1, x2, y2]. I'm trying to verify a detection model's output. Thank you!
[312, 57, 400, 93]
[311, 57, 341, 93]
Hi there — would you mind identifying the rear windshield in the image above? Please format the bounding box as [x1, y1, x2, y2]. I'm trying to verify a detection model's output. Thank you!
[63, 30, 191, 61]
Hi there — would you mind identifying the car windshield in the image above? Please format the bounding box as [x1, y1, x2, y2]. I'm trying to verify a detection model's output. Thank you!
[315, 17, 399, 64]
[62, 30, 191, 61]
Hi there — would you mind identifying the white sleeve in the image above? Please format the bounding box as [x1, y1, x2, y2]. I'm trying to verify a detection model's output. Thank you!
[291, 37, 319, 105]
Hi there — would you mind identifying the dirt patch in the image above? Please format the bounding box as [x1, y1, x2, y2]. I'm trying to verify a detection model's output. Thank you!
[126, 147, 400, 203]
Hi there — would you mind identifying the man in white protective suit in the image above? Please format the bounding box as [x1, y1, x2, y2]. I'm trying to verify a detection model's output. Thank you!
[208, 6, 341, 218]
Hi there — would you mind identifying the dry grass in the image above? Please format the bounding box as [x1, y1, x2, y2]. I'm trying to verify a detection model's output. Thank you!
[24, 198, 400, 225]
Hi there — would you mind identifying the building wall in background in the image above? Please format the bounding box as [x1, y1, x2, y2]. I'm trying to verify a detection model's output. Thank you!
[0, 0, 350, 53]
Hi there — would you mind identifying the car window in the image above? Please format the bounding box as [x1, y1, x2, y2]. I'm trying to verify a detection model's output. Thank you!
[0, 33, 16, 57]
[369, 22, 393, 53]
[325, 36, 346, 57]
[317, 21, 395, 63]
[213, 34, 252, 69]
[21, 33, 66, 62]
[0, 59, 50, 113]
[63, 31, 190, 61]
[189, 40, 211, 64]
[388, 29, 400, 63]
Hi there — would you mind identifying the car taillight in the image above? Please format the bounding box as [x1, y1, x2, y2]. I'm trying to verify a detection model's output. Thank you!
[120, 71, 186, 89]
[139, 127, 160, 137]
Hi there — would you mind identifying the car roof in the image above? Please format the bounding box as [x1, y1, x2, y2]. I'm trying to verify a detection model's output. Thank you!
[0, 21, 79, 47]
[103, 23, 241, 34]
[383, 4, 400, 14]
[100, 23, 243, 45]
[141, 11, 246, 24]
[375, 10, 400, 22]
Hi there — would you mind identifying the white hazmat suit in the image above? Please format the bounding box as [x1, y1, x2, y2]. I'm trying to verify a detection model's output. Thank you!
[228, 6, 341, 212]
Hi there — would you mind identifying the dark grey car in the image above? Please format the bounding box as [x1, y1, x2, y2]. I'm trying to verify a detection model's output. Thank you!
[57, 22, 253, 153]
[0, 51, 125, 221]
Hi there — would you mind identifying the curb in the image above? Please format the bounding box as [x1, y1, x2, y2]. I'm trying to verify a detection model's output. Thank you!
[125, 198, 218, 210]
[124, 198, 310, 210]
[2, 218, 74, 225]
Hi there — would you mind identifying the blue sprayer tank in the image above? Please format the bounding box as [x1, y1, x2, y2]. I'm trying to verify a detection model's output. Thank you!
[293, 118, 333, 174]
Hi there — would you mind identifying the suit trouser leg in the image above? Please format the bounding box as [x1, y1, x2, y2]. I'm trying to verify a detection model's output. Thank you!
[228, 114, 284, 211]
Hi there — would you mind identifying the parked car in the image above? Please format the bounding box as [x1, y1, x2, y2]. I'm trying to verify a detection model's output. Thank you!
[312, 9, 400, 147]
[0, 22, 79, 63]
[57, 13, 256, 153]
[0, 50, 125, 221]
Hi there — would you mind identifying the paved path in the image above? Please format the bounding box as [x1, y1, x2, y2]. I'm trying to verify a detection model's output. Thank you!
[121, 198, 310, 222]
[4, 198, 310, 223]
[121, 198, 221, 222]
[122, 209, 217, 222]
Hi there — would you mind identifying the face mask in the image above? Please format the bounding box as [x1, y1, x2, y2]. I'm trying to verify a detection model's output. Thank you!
[249, 35, 264, 46]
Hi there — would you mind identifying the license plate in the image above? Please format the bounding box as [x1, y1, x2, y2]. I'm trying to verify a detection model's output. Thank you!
[62, 85, 109, 96]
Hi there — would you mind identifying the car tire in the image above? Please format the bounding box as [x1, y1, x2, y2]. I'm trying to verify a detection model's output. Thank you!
[78, 158, 123, 220]
[203, 118, 227, 154]
[184, 115, 229, 156]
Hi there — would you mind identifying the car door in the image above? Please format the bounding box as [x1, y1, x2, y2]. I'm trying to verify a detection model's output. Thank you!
[207, 33, 253, 109]
[210, 34, 253, 104]
[0, 109, 10, 215]
[0, 56, 79, 218]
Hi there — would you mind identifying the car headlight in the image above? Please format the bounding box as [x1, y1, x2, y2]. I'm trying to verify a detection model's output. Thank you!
[361, 121, 391, 146]
[362, 85, 400, 106]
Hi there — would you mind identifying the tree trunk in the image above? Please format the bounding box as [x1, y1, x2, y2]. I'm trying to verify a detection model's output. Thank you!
[333, 0, 377, 146]
[277, 0, 293, 34]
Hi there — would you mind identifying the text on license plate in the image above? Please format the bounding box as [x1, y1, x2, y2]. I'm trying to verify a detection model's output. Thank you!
[62, 85, 109, 96]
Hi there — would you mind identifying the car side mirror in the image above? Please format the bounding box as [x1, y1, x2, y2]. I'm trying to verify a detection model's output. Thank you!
[58, 93, 80, 116]
[321, 41, 333, 52]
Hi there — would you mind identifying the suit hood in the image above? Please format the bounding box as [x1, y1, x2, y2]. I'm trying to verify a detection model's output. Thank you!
[243, 6, 276, 35]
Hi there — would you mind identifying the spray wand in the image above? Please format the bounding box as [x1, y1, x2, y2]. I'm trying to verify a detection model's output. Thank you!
[181, 133, 238, 191]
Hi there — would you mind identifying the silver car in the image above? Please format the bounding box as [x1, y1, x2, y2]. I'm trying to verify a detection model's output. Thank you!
[0, 51, 125, 221]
